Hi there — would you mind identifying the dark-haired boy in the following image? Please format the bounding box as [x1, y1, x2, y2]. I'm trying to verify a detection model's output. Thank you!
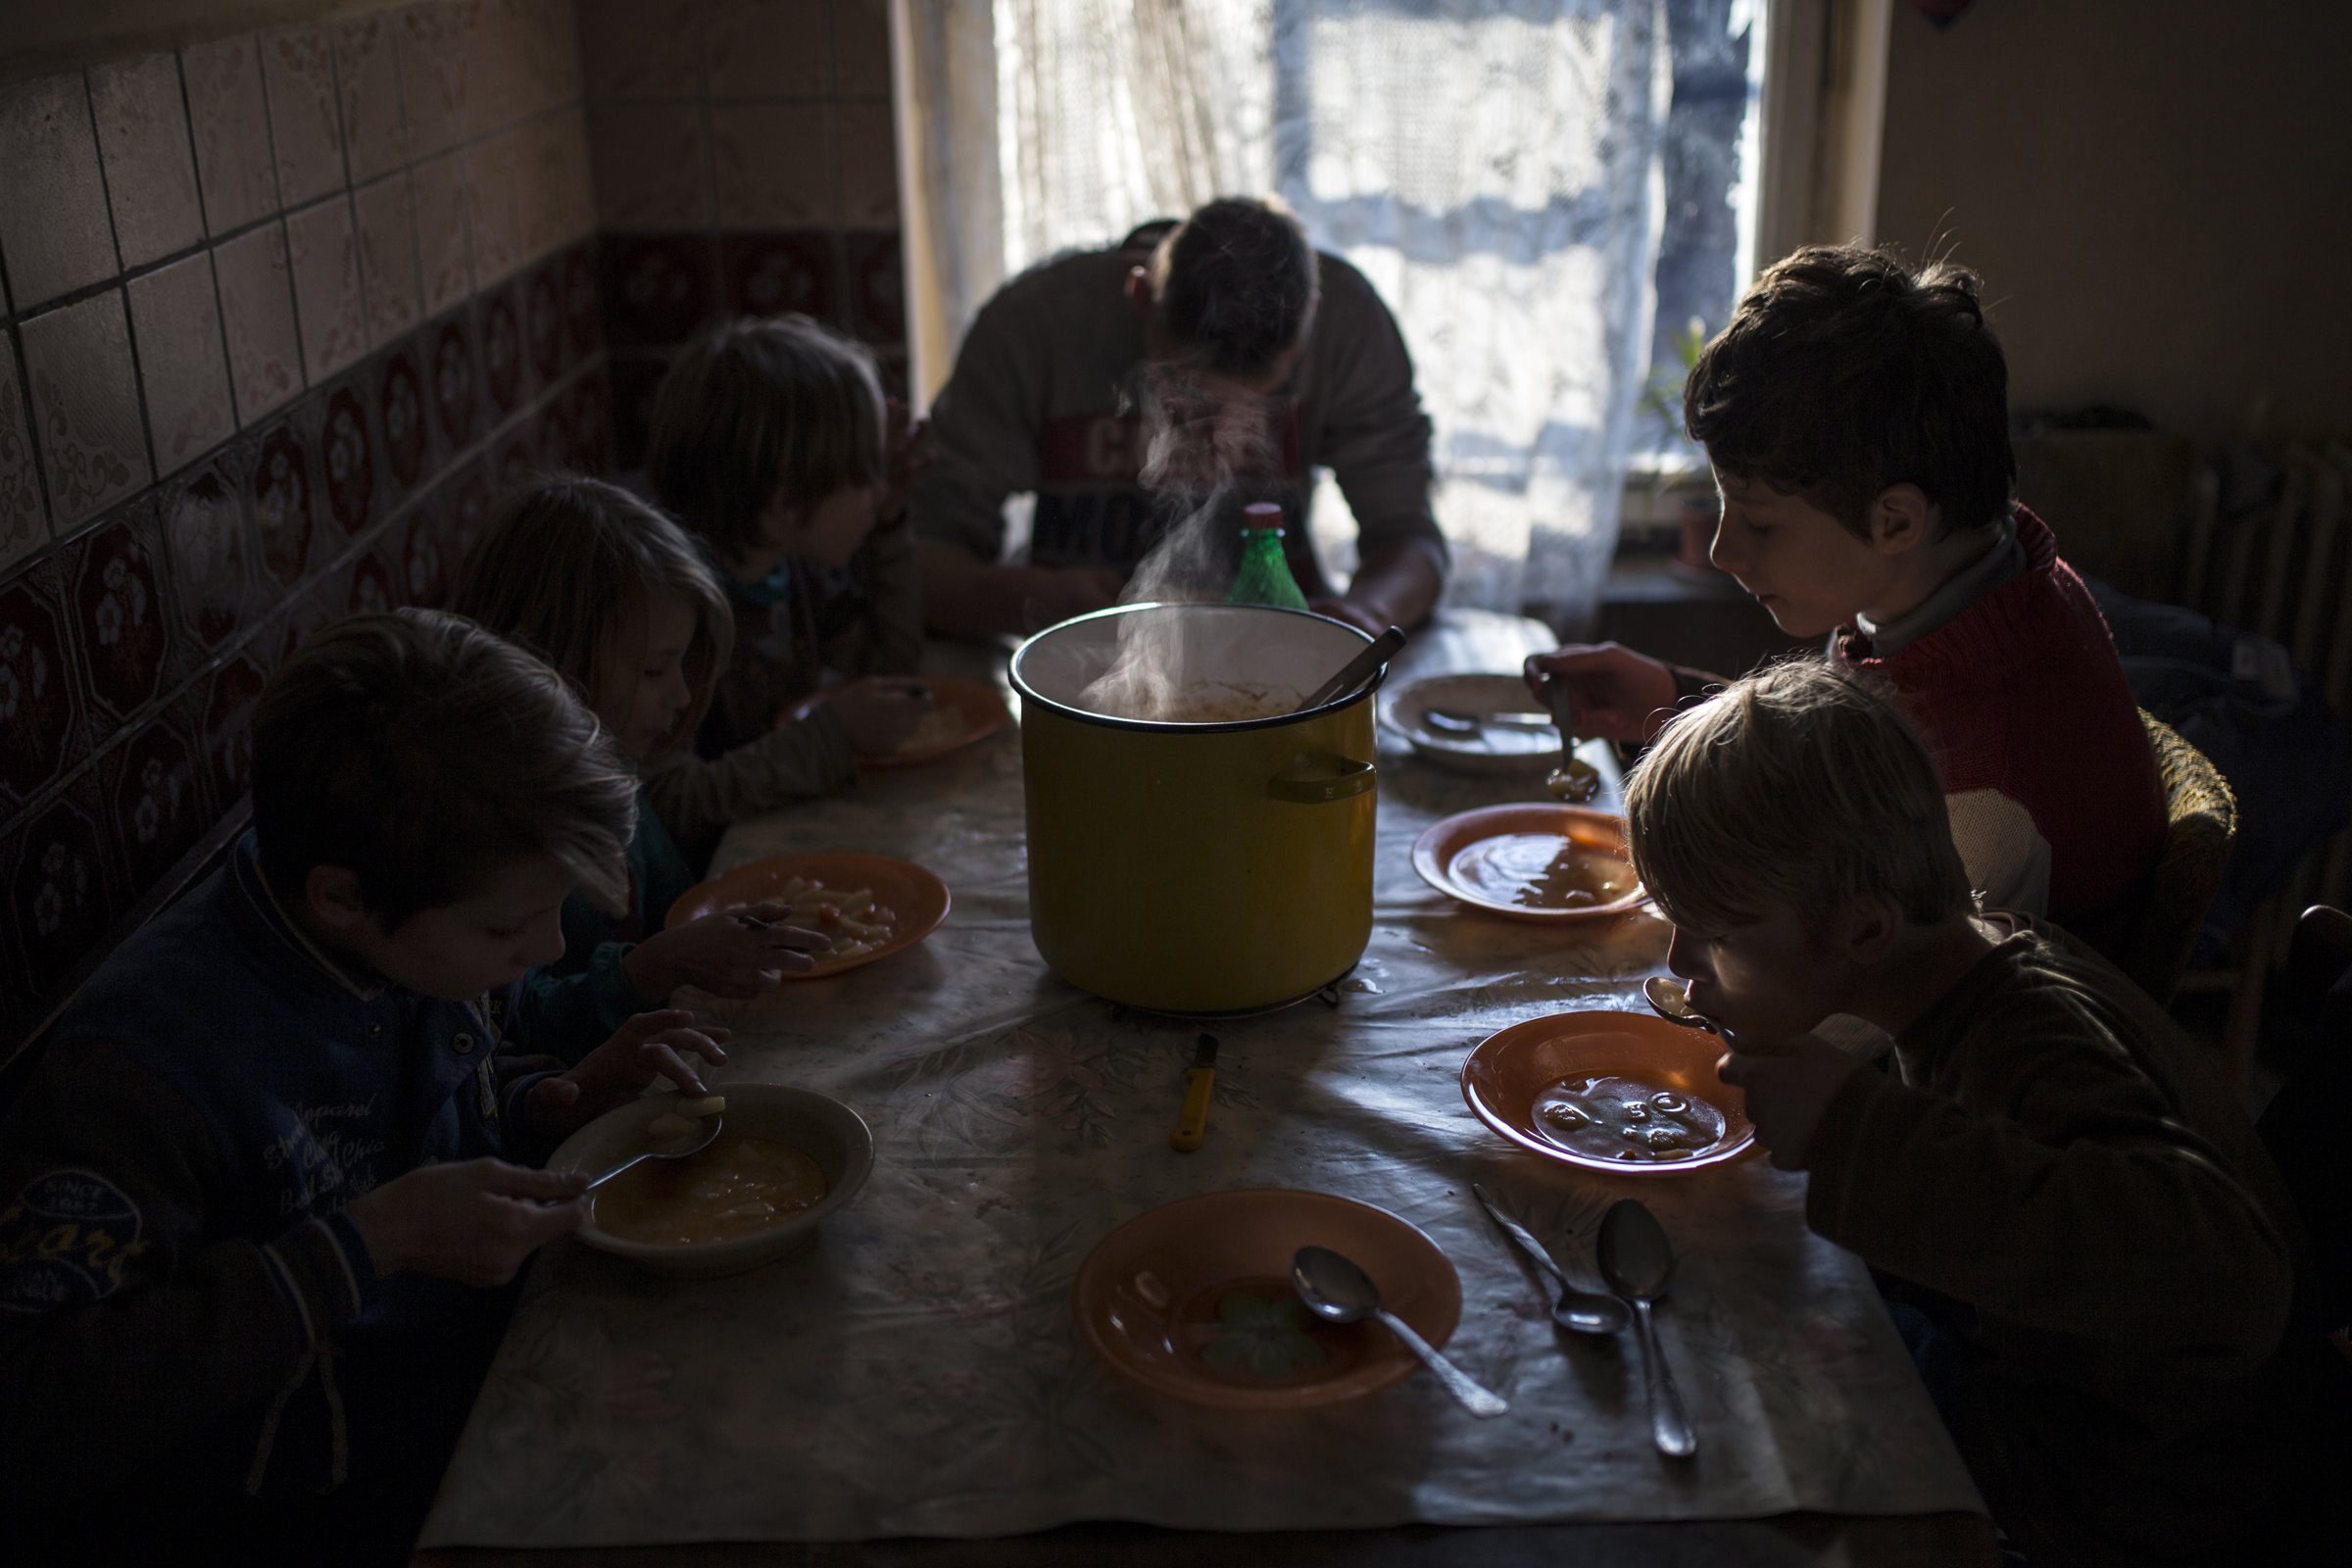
[0, 611, 727, 1561]
[1529, 246, 2163, 948]
[911, 195, 1449, 638]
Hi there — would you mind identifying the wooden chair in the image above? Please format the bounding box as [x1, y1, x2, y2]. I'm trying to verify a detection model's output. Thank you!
[2116, 710, 2237, 1011]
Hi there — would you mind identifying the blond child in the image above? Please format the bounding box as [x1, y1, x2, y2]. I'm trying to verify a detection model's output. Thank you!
[0, 611, 725, 1559]
[452, 479, 827, 1060]
[1625, 659, 2318, 1567]
[644, 315, 931, 852]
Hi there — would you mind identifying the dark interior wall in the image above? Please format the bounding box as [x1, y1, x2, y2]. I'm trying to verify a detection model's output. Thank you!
[1875, 0, 2352, 440]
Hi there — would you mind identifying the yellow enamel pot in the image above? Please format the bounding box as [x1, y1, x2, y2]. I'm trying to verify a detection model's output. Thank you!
[1011, 604, 1384, 1015]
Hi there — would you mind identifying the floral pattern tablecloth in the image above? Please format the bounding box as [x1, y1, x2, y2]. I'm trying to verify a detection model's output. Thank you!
[420, 617, 1982, 1549]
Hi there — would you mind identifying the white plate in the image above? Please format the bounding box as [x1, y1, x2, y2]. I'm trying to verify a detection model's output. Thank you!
[1380, 673, 1563, 774]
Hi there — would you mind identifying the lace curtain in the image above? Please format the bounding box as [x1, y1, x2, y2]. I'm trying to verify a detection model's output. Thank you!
[896, 0, 1671, 629]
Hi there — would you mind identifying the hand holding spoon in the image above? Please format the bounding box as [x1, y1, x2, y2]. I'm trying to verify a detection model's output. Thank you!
[1536, 674, 1602, 804]
[1292, 1246, 1508, 1418]
[1597, 1199, 1695, 1458]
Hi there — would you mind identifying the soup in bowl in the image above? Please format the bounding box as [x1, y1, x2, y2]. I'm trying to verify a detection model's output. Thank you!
[548, 1082, 874, 1277]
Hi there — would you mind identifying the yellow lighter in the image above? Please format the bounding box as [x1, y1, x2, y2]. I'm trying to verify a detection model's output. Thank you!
[1169, 1033, 1218, 1152]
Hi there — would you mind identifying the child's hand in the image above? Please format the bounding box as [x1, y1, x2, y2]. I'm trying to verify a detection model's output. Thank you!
[877, 399, 932, 526]
[343, 1158, 587, 1285]
[526, 1009, 732, 1138]
[1522, 643, 1682, 744]
[830, 676, 933, 757]
[1714, 1033, 1868, 1171]
[624, 906, 824, 1001]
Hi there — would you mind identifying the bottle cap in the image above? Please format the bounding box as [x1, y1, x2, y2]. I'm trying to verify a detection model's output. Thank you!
[1243, 502, 1283, 531]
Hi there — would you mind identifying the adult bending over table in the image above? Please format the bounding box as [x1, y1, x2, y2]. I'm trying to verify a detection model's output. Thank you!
[910, 196, 1449, 639]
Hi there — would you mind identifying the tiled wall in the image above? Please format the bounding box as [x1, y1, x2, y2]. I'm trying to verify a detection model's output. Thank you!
[0, 1, 612, 1041]
[581, 0, 906, 466]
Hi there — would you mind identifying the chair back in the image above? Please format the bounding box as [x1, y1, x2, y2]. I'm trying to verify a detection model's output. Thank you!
[2117, 711, 2237, 1001]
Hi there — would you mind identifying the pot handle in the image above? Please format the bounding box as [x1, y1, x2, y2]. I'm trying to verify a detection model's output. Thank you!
[1267, 752, 1376, 805]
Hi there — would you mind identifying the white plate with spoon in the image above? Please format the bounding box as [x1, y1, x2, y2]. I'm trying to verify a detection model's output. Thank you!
[1380, 673, 1564, 774]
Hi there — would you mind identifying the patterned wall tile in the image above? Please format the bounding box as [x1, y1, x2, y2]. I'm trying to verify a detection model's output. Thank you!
[343, 534, 402, 617]
[0, 331, 47, 574]
[99, 699, 215, 900]
[438, 455, 496, 561]
[830, 0, 893, 96]
[610, 352, 670, 471]
[309, 380, 377, 543]
[0, 770, 122, 1008]
[0, 73, 121, 311]
[835, 103, 899, 228]
[87, 54, 204, 270]
[580, 0, 708, 99]
[197, 645, 268, 804]
[376, 338, 432, 503]
[158, 451, 257, 654]
[398, 500, 450, 608]
[214, 221, 304, 426]
[412, 151, 476, 317]
[66, 495, 178, 727]
[570, 364, 614, 476]
[564, 239, 604, 362]
[287, 198, 369, 385]
[600, 234, 717, 351]
[335, 14, 409, 184]
[246, 416, 319, 588]
[463, 126, 525, 285]
[723, 230, 840, 321]
[124, 254, 236, 477]
[430, 313, 483, 453]
[706, 0, 828, 99]
[20, 293, 152, 533]
[712, 104, 834, 228]
[590, 103, 715, 233]
[844, 229, 905, 343]
[0, 556, 89, 815]
[524, 255, 566, 384]
[531, 385, 577, 477]
[478, 282, 529, 420]
[354, 172, 424, 350]
[262, 25, 345, 210]
[396, 1, 484, 162]
[492, 420, 541, 495]
[182, 35, 279, 236]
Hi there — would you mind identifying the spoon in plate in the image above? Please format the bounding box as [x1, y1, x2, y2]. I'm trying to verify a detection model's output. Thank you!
[579, 1110, 723, 1194]
[1596, 1199, 1696, 1458]
[1292, 1246, 1508, 1418]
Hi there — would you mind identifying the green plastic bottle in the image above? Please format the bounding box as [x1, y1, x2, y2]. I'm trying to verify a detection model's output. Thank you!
[1225, 502, 1309, 612]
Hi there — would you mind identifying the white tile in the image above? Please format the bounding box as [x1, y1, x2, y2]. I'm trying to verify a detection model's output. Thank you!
[213, 222, 303, 425]
[126, 254, 235, 475]
[286, 198, 368, 382]
[88, 53, 204, 270]
[182, 35, 279, 235]
[19, 293, 152, 531]
[0, 73, 121, 309]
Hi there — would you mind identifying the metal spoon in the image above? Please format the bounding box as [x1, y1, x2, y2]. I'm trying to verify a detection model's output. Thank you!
[580, 1113, 723, 1194]
[1596, 1199, 1696, 1458]
[1536, 681, 1603, 803]
[1291, 1245, 1508, 1418]
[1643, 976, 1717, 1034]
[1471, 1183, 1629, 1335]
[1423, 706, 1556, 734]
[1298, 626, 1407, 711]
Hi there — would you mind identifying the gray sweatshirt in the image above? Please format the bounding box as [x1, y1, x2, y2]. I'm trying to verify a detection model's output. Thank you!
[910, 221, 1446, 596]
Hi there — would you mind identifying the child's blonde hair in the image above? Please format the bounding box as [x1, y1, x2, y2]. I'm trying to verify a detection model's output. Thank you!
[1624, 659, 1971, 937]
[645, 315, 887, 555]
[451, 477, 733, 757]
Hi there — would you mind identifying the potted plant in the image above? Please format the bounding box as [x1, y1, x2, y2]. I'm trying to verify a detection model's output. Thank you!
[1635, 318, 1719, 578]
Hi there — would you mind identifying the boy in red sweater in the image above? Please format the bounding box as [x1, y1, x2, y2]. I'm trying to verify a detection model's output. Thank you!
[1628, 660, 2315, 1567]
[1528, 246, 2161, 950]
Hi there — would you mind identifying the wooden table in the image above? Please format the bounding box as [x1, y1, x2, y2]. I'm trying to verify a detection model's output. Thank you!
[416, 611, 1992, 1567]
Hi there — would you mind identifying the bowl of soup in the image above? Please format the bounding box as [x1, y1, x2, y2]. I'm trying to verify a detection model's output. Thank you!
[549, 1082, 874, 1277]
[1460, 1009, 1753, 1174]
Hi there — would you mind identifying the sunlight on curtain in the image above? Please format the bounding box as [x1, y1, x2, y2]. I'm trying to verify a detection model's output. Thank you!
[905, 0, 1670, 628]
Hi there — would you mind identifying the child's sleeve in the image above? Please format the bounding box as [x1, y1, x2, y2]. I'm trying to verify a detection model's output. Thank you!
[641, 705, 858, 858]
[0, 1043, 374, 1505]
[1946, 787, 2053, 917]
[1804, 1017, 2293, 1377]
[825, 512, 924, 678]
[508, 945, 655, 1065]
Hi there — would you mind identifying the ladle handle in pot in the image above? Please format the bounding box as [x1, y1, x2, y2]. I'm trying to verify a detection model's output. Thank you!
[1267, 754, 1376, 805]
